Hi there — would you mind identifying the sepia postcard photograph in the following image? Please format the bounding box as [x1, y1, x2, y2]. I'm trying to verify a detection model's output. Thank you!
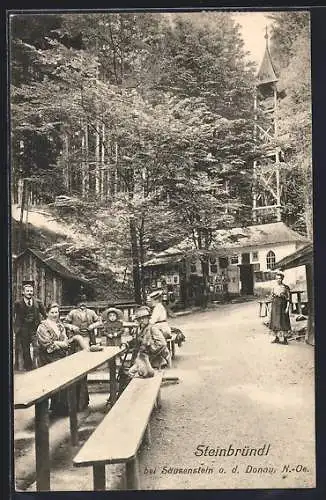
[9, 8, 316, 493]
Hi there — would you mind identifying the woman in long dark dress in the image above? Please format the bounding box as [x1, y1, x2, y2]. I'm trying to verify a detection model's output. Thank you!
[269, 272, 291, 345]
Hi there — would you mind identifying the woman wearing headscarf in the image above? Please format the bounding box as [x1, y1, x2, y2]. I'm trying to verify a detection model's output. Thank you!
[269, 271, 291, 345]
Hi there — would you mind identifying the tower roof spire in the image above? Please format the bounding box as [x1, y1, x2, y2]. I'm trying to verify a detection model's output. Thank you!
[257, 25, 278, 85]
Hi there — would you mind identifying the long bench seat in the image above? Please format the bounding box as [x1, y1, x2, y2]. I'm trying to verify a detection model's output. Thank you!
[73, 371, 163, 490]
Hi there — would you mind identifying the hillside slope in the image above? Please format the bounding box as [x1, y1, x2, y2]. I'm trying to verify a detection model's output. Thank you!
[11, 205, 134, 302]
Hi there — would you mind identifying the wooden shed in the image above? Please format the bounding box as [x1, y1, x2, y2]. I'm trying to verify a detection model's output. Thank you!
[274, 243, 314, 345]
[12, 248, 93, 306]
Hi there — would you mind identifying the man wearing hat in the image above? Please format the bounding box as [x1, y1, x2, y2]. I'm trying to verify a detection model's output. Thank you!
[64, 296, 102, 410]
[64, 295, 102, 346]
[146, 290, 172, 339]
[13, 280, 46, 370]
[121, 306, 170, 379]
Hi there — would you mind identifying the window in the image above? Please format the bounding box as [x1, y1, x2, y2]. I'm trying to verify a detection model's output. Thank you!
[219, 257, 228, 268]
[252, 263, 260, 272]
[266, 250, 276, 270]
[252, 251, 258, 262]
[210, 264, 218, 273]
[190, 263, 197, 273]
[230, 255, 239, 264]
[254, 270, 276, 282]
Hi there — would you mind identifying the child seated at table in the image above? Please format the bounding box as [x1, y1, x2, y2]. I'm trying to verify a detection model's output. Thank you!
[101, 307, 124, 347]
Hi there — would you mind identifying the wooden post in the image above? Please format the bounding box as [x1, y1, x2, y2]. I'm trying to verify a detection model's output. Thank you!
[109, 357, 117, 406]
[68, 384, 78, 446]
[275, 151, 281, 222]
[35, 399, 50, 491]
[126, 456, 140, 490]
[305, 263, 314, 345]
[93, 464, 106, 490]
[297, 292, 303, 315]
[144, 424, 151, 446]
[156, 389, 162, 409]
[171, 339, 176, 360]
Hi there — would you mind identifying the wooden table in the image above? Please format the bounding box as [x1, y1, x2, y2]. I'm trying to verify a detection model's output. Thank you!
[258, 300, 272, 317]
[14, 346, 122, 491]
[290, 290, 305, 314]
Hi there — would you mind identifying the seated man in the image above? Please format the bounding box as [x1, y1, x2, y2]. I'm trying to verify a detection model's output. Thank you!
[64, 295, 102, 346]
[117, 306, 170, 393]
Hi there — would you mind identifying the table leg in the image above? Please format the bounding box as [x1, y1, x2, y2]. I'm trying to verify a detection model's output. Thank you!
[68, 384, 78, 446]
[35, 399, 50, 491]
[171, 340, 176, 360]
[297, 294, 302, 314]
[126, 456, 140, 490]
[144, 423, 151, 446]
[93, 464, 106, 490]
[109, 357, 117, 406]
[258, 302, 262, 317]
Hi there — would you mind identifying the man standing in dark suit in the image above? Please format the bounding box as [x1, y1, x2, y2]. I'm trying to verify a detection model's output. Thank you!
[13, 280, 46, 370]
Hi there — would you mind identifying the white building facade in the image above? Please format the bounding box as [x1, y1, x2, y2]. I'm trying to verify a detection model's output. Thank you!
[144, 222, 309, 304]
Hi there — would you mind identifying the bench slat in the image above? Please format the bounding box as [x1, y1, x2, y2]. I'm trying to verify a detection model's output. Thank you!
[73, 372, 163, 467]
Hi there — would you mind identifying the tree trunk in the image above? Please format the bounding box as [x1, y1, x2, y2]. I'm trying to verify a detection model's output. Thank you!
[84, 124, 89, 195]
[101, 123, 105, 200]
[81, 128, 86, 197]
[139, 218, 146, 301]
[200, 255, 210, 309]
[112, 141, 118, 197]
[95, 123, 100, 196]
[304, 201, 313, 240]
[63, 134, 69, 190]
[17, 179, 27, 253]
[129, 217, 142, 304]
[179, 259, 188, 308]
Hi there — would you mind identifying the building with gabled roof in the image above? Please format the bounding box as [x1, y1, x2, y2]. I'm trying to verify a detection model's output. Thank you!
[143, 222, 309, 306]
[12, 247, 94, 306]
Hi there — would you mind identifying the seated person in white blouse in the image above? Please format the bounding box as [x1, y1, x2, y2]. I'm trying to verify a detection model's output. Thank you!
[146, 290, 172, 340]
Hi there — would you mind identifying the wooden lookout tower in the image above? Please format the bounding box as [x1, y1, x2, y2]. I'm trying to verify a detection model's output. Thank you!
[252, 27, 285, 223]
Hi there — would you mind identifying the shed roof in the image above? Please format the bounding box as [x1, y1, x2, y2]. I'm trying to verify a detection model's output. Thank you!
[14, 248, 90, 284]
[273, 243, 313, 270]
[144, 222, 308, 267]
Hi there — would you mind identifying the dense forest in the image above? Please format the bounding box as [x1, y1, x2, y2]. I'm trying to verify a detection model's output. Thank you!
[10, 11, 312, 301]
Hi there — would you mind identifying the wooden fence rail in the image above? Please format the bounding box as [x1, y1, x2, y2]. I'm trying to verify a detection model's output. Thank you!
[60, 301, 138, 321]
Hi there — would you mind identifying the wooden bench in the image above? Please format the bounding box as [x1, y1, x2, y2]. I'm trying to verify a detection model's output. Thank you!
[73, 371, 163, 490]
[167, 333, 177, 360]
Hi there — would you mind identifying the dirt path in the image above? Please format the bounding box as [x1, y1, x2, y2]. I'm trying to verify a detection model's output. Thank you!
[138, 302, 315, 490]
[17, 301, 315, 491]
